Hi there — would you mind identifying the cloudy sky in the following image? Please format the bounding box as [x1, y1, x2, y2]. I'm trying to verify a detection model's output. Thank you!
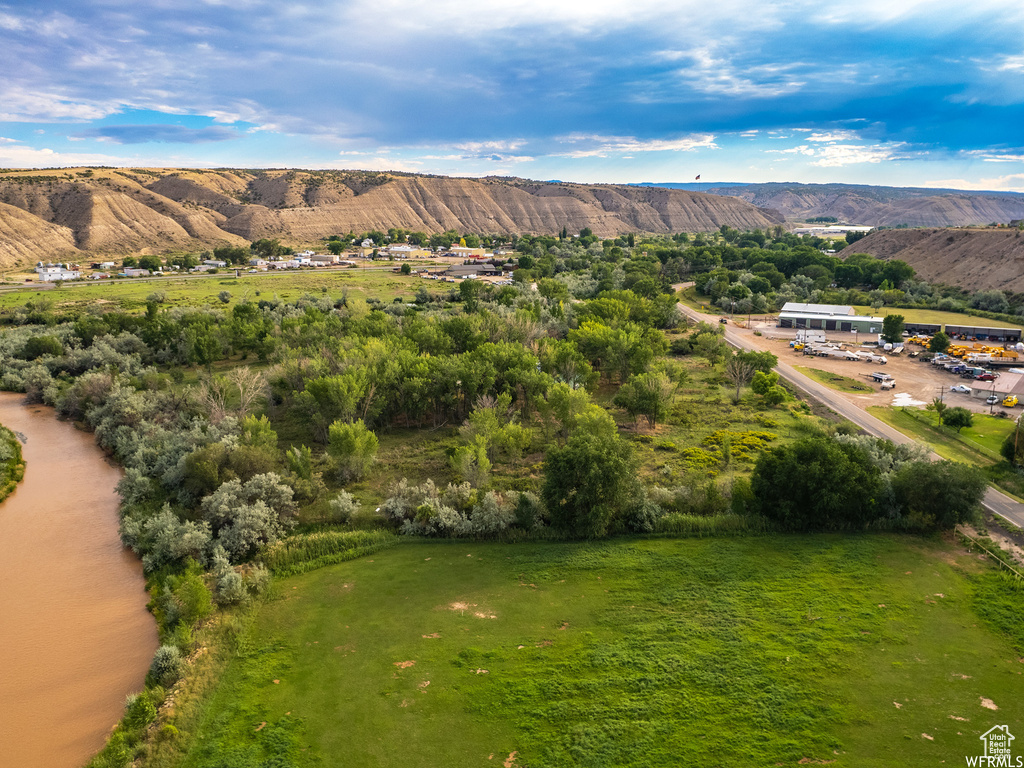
[1, 0, 1023, 190]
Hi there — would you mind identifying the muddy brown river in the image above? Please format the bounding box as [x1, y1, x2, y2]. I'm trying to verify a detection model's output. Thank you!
[0, 393, 158, 768]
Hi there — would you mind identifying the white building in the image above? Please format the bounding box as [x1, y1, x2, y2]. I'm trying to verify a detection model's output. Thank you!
[203, 259, 228, 268]
[777, 302, 884, 333]
[35, 262, 80, 282]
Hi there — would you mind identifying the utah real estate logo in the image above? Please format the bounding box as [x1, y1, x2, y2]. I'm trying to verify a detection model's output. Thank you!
[966, 725, 1021, 767]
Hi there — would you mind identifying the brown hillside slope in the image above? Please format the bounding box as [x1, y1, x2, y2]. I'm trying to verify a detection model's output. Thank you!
[711, 183, 1024, 227]
[0, 168, 782, 268]
[851, 228, 1024, 292]
[0, 201, 79, 264]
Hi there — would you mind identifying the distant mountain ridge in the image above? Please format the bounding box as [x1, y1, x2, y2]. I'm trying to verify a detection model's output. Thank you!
[0, 168, 783, 267]
[688, 182, 1024, 227]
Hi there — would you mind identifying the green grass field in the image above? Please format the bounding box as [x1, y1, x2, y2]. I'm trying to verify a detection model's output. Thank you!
[0, 268, 443, 311]
[852, 306, 1022, 330]
[867, 407, 1024, 500]
[868, 407, 1014, 465]
[795, 365, 875, 393]
[172, 536, 1024, 768]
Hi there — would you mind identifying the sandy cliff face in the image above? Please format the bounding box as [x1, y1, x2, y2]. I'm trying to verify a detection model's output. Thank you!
[850, 227, 1024, 292]
[709, 183, 1024, 228]
[0, 168, 783, 268]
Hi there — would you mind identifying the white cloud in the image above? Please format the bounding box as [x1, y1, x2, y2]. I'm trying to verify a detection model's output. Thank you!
[813, 0, 1024, 27]
[668, 47, 806, 98]
[455, 140, 527, 153]
[341, 0, 776, 37]
[991, 54, 1024, 73]
[0, 86, 115, 122]
[767, 140, 905, 166]
[555, 133, 717, 157]
[810, 143, 903, 166]
[806, 130, 862, 142]
[923, 174, 1024, 192]
[0, 144, 140, 167]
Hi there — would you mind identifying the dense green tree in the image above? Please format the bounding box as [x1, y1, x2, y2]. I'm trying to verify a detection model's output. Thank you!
[929, 331, 951, 354]
[751, 437, 882, 530]
[138, 255, 163, 272]
[942, 407, 973, 433]
[542, 410, 637, 538]
[613, 371, 674, 428]
[751, 370, 779, 395]
[735, 350, 777, 373]
[881, 314, 905, 344]
[891, 460, 986, 530]
[19, 335, 63, 360]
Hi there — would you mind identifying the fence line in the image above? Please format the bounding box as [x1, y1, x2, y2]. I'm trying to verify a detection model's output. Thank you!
[954, 524, 1024, 582]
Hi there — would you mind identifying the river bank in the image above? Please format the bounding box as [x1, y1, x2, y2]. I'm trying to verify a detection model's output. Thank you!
[0, 393, 158, 768]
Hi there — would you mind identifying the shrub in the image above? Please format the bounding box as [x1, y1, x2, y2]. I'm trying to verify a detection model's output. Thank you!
[123, 691, 157, 731]
[621, 497, 664, 533]
[201, 473, 297, 561]
[149, 644, 184, 687]
[328, 490, 361, 524]
[120, 505, 213, 572]
[327, 419, 379, 481]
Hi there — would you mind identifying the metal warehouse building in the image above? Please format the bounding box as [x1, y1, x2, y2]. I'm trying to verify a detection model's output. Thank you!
[777, 302, 884, 333]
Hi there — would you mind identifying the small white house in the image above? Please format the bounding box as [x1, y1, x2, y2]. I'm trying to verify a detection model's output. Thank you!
[203, 259, 228, 268]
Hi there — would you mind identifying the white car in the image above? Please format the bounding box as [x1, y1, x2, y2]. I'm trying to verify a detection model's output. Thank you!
[950, 384, 972, 394]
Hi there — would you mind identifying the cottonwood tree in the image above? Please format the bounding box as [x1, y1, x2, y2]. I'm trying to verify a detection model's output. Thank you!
[327, 419, 379, 481]
[751, 437, 882, 530]
[724, 356, 756, 401]
[941, 407, 973, 433]
[881, 314, 905, 344]
[891, 460, 986, 530]
[542, 408, 637, 538]
[614, 371, 674, 428]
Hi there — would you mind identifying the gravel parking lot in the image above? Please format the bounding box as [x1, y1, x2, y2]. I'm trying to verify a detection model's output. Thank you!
[741, 324, 1017, 415]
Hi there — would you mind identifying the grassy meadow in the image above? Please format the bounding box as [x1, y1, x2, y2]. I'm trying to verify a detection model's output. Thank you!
[794, 365, 876, 394]
[853, 306, 1023, 330]
[0, 267, 443, 311]
[167, 536, 1024, 768]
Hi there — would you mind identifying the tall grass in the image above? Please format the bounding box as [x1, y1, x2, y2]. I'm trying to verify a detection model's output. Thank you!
[261, 529, 398, 575]
[654, 512, 768, 536]
[0, 425, 25, 503]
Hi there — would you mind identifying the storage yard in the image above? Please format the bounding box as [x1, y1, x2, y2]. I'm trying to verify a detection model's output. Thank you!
[751, 326, 1021, 413]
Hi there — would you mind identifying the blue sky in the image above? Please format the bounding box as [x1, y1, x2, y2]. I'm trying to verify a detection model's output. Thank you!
[1, 0, 1023, 190]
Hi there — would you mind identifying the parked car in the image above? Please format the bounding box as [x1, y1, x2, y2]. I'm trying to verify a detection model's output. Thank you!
[1004, 395, 1019, 407]
[975, 373, 999, 381]
[987, 395, 1001, 405]
[950, 384, 972, 393]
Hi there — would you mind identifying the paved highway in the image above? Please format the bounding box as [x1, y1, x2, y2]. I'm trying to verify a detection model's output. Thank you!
[678, 303, 1024, 528]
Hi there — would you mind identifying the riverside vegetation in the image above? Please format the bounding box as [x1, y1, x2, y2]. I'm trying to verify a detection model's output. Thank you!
[0, 227, 1014, 767]
[0, 423, 25, 502]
